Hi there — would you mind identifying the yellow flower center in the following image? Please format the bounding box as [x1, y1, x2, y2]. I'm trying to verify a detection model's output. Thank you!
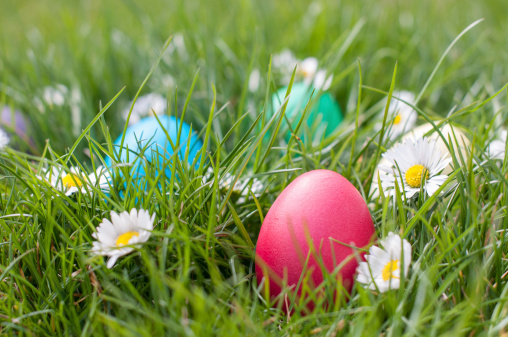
[382, 259, 400, 281]
[116, 231, 139, 247]
[393, 114, 402, 125]
[298, 68, 311, 78]
[62, 174, 84, 189]
[405, 164, 429, 188]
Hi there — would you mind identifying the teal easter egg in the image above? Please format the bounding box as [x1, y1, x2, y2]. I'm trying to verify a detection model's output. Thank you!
[270, 82, 343, 141]
[105, 116, 203, 178]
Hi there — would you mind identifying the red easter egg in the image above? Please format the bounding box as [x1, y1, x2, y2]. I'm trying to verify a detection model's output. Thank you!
[255, 169, 375, 310]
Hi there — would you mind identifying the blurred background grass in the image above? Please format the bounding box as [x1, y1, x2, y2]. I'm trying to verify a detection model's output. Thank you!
[2, 1, 508, 335]
[1, 0, 507, 157]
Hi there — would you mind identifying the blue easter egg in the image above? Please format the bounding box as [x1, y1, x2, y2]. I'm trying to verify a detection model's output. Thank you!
[105, 116, 203, 178]
[270, 82, 343, 142]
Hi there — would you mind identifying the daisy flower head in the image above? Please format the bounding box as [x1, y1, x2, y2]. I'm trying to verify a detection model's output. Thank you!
[312, 69, 333, 91]
[91, 209, 155, 268]
[272, 49, 298, 85]
[69, 87, 83, 137]
[88, 166, 113, 192]
[356, 232, 412, 293]
[248, 68, 261, 93]
[123, 93, 167, 126]
[487, 130, 507, 160]
[41, 166, 111, 196]
[35, 85, 83, 135]
[0, 128, 10, 150]
[299, 57, 333, 91]
[160, 74, 176, 88]
[42, 84, 69, 107]
[379, 137, 452, 198]
[299, 57, 319, 80]
[384, 91, 417, 140]
[203, 167, 264, 203]
[230, 174, 265, 203]
[169, 33, 188, 59]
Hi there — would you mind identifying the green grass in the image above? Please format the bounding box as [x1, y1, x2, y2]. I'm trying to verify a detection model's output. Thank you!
[2, 0, 508, 335]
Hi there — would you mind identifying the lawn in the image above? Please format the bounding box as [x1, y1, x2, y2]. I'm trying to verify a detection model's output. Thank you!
[1, 0, 508, 335]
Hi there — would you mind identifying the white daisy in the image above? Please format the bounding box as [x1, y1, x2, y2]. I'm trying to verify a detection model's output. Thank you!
[356, 232, 412, 293]
[42, 84, 68, 107]
[379, 137, 452, 198]
[160, 74, 176, 88]
[203, 167, 264, 202]
[228, 174, 265, 203]
[171, 33, 188, 59]
[36, 85, 82, 132]
[123, 93, 167, 125]
[248, 68, 261, 92]
[383, 91, 417, 140]
[312, 69, 333, 91]
[0, 128, 10, 150]
[89, 166, 113, 192]
[70, 87, 82, 137]
[41, 166, 111, 196]
[299, 57, 333, 91]
[300, 57, 319, 80]
[91, 209, 155, 268]
[272, 49, 298, 85]
[487, 130, 507, 160]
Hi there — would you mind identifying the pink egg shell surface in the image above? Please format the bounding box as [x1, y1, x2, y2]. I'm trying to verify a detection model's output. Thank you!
[255, 170, 375, 303]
